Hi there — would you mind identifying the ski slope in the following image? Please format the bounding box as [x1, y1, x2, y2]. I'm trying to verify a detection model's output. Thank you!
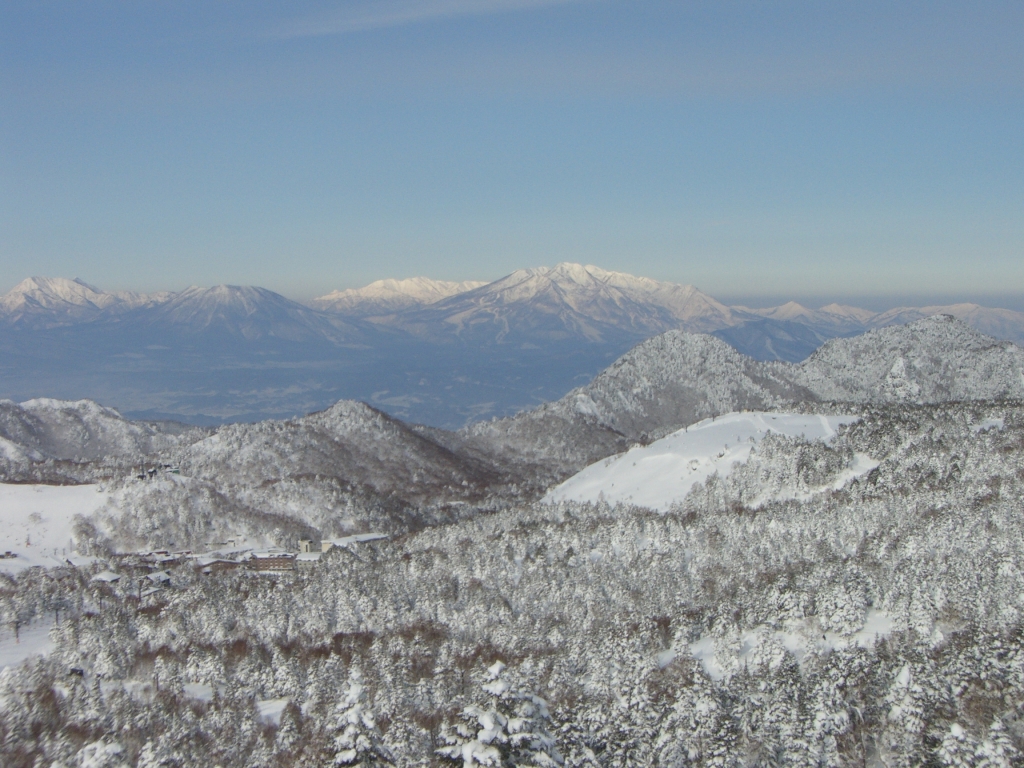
[545, 412, 861, 512]
[0, 484, 110, 572]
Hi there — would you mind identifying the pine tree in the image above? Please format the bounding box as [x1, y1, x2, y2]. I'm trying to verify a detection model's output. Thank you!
[937, 723, 977, 767]
[331, 668, 393, 766]
[437, 662, 563, 767]
[973, 720, 1019, 768]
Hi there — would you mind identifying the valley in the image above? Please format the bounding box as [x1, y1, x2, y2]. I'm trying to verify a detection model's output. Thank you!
[0, 311, 1023, 766]
[3, 266, 1023, 429]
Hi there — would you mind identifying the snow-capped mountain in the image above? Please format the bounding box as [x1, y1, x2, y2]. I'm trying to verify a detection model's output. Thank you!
[371, 263, 743, 344]
[456, 330, 811, 480]
[139, 284, 366, 345]
[177, 399, 507, 509]
[0, 398, 202, 476]
[793, 314, 1024, 402]
[460, 316, 1024, 480]
[0, 277, 169, 329]
[871, 302, 1024, 344]
[740, 301, 875, 334]
[3, 271, 1022, 428]
[312, 264, 1024, 356]
[311, 277, 486, 316]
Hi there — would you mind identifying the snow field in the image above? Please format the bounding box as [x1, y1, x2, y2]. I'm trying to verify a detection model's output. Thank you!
[545, 412, 864, 511]
[0, 618, 55, 672]
[0, 483, 110, 572]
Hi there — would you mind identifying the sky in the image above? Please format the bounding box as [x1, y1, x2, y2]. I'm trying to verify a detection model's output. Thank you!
[1, 1, 1022, 305]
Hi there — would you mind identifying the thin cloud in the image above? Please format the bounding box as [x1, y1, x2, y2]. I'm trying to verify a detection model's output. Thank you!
[274, 0, 591, 38]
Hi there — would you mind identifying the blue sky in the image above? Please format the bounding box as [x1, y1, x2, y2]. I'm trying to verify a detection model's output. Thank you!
[1, 1, 1022, 305]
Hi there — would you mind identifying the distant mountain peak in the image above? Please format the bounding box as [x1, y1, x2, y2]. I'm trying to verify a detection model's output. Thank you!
[147, 283, 364, 344]
[0, 275, 166, 328]
[312, 276, 486, 316]
[410, 263, 739, 343]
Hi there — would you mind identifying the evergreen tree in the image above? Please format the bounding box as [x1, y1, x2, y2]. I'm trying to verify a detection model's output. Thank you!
[332, 668, 393, 766]
[438, 662, 563, 767]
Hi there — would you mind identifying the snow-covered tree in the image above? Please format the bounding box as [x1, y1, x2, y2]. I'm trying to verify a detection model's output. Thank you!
[438, 662, 563, 767]
[331, 668, 393, 765]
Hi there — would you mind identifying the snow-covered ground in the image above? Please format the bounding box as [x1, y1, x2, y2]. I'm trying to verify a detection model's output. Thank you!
[257, 698, 290, 725]
[0, 618, 55, 671]
[0, 483, 109, 572]
[545, 412, 864, 511]
[689, 609, 895, 681]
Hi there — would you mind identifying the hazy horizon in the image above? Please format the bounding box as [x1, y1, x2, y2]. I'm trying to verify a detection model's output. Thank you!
[4, 269, 1024, 315]
[3, 1, 1022, 301]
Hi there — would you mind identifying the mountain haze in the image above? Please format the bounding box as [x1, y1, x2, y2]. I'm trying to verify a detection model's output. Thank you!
[138, 284, 367, 346]
[2, 267, 1023, 428]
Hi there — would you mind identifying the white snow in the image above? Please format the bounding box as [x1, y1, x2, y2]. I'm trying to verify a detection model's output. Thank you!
[257, 697, 290, 725]
[545, 412, 862, 511]
[312, 277, 486, 314]
[690, 608, 894, 680]
[0, 618, 55, 670]
[77, 740, 125, 768]
[184, 682, 215, 702]
[0, 484, 110, 572]
[972, 416, 1005, 434]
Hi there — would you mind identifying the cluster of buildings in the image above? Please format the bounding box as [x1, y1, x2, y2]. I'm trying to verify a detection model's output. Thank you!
[130, 533, 389, 576]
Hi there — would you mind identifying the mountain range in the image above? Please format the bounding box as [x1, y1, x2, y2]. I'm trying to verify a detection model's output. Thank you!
[3, 315, 1022, 540]
[1, 267, 1022, 428]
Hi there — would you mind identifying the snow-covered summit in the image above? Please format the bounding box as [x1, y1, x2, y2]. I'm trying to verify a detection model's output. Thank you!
[142, 284, 363, 344]
[398, 263, 741, 344]
[794, 314, 1024, 403]
[0, 398, 197, 464]
[312, 277, 486, 316]
[0, 277, 167, 328]
[176, 399, 506, 516]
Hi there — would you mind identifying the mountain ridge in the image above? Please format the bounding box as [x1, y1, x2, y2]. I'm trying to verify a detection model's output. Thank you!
[3, 268, 1023, 429]
[456, 315, 1024, 481]
[311, 277, 487, 316]
[2, 315, 1022, 522]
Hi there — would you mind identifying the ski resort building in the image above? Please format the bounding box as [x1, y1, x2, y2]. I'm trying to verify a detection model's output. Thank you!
[248, 552, 296, 573]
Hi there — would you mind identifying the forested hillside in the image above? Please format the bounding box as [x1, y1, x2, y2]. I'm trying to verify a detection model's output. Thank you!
[2, 401, 1022, 766]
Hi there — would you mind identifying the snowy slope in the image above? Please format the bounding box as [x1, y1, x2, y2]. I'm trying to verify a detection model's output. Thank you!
[545, 412, 864, 511]
[794, 315, 1024, 402]
[0, 399, 196, 464]
[0, 484, 110, 572]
